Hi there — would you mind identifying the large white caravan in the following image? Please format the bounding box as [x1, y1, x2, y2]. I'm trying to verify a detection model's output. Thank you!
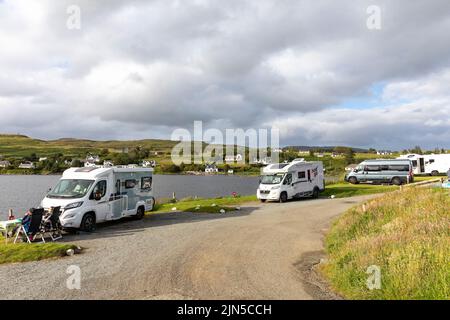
[257, 160, 325, 202]
[41, 167, 155, 232]
[397, 154, 450, 175]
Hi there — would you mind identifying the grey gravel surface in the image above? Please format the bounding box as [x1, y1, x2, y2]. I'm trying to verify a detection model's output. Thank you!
[0, 195, 376, 300]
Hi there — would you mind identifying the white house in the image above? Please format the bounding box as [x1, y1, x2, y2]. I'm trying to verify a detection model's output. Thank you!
[64, 159, 73, 166]
[205, 164, 218, 173]
[85, 154, 100, 167]
[19, 161, 35, 169]
[103, 160, 114, 167]
[86, 154, 100, 163]
[141, 160, 156, 168]
[0, 160, 11, 168]
[225, 154, 243, 162]
[298, 150, 310, 155]
[377, 150, 393, 155]
[227, 169, 234, 174]
[39, 157, 48, 162]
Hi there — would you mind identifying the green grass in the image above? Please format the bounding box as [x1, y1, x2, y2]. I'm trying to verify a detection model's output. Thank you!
[322, 187, 450, 299]
[413, 176, 443, 182]
[0, 237, 79, 264]
[322, 183, 398, 198]
[150, 195, 257, 213]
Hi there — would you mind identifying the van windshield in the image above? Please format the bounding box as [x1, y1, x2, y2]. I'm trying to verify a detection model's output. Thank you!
[260, 174, 284, 184]
[47, 179, 94, 199]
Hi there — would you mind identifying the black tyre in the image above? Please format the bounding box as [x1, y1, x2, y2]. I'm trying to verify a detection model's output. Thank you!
[312, 187, 320, 199]
[134, 206, 145, 220]
[431, 170, 439, 176]
[80, 213, 96, 232]
[348, 176, 358, 184]
[391, 177, 402, 186]
[279, 192, 288, 203]
[260, 199, 267, 203]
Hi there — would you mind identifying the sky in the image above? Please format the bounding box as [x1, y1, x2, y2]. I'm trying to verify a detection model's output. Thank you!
[0, 0, 449, 150]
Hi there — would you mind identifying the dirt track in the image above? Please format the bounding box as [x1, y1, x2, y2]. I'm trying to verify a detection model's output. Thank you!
[0, 195, 376, 300]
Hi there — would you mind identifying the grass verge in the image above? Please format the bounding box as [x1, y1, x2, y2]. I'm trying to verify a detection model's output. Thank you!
[322, 187, 450, 299]
[151, 195, 257, 213]
[0, 237, 78, 265]
[322, 183, 397, 198]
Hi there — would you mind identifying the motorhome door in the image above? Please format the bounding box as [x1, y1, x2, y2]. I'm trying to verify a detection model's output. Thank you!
[418, 157, 425, 173]
[110, 179, 124, 219]
[294, 170, 309, 196]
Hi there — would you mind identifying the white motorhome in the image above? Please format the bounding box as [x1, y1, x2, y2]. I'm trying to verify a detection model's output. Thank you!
[397, 154, 450, 175]
[41, 167, 155, 232]
[257, 160, 325, 202]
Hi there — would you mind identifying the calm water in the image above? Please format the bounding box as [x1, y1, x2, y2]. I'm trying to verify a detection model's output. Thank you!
[0, 174, 259, 219]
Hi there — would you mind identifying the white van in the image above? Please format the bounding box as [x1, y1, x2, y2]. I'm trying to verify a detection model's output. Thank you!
[41, 167, 155, 232]
[257, 160, 325, 202]
[397, 154, 450, 175]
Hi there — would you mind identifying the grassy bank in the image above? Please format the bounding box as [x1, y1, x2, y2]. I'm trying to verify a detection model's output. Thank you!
[0, 237, 79, 265]
[322, 183, 397, 198]
[151, 195, 257, 213]
[322, 187, 449, 299]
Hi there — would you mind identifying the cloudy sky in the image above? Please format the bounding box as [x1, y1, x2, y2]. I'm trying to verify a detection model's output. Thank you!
[0, 0, 449, 149]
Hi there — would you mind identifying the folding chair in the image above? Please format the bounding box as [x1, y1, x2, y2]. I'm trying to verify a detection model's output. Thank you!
[42, 206, 63, 241]
[14, 208, 46, 243]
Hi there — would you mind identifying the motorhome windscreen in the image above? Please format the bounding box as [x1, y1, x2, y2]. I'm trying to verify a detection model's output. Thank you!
[47, 179, 94, 199]
[261, 174, 285, 184]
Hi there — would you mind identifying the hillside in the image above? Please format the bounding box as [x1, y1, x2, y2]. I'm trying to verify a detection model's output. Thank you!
[0, 134, 178, 159]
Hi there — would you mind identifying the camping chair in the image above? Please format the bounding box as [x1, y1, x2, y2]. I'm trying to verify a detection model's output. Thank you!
[42, 206, 63, 241]
[14, 208, 46, 243]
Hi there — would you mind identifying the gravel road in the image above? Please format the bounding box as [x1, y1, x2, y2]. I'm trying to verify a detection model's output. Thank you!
[0, 195, 376, 300]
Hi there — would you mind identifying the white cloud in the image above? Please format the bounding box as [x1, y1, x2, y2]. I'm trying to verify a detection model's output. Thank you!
[0, 0, 449, 149]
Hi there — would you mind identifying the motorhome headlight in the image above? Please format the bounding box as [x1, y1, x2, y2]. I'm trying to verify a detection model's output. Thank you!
[271, 185, 280, 190]
[64, 201, 83, 210]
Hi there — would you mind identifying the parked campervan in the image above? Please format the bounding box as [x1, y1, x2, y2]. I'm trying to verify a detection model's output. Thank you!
[345, 159, 413, 185]
[397, 154, 450, 176]
[41, 167, 155, 232]
[257, 160, 325, 203]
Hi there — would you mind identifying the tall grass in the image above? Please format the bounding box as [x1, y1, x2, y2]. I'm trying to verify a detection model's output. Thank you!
[323, 187, 449, 299]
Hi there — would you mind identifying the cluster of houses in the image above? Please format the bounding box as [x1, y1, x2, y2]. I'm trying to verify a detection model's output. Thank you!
[0, 153, 158, 170]
[0, 160, 35, 169]
[83, 154, 156, 168]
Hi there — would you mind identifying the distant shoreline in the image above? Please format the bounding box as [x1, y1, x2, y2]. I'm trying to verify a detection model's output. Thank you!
[0, 171, 260, 177]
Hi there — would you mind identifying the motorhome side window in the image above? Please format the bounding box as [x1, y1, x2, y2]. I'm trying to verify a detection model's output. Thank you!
[141, 177, 152, 190]
[388, 165, 409, 171]
[298, 171, 306, 180]
[91, 180, 107, 199]
[364, 165, 381, 171]
[125, 179, 136, 189]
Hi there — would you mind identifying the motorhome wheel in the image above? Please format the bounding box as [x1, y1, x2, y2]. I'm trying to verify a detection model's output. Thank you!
[391, 177, 402, 186]
[80, 213, 96, 232]
[134, 206, 145, 220]
[279, 192, 288, 203]
[312, 187, 320, 199]
[348, 177, 358, 184]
